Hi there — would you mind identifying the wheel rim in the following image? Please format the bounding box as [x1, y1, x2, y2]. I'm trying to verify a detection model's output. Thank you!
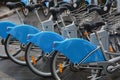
[25, 43, 52, 76]
[5, 34, 26, 65]
[51, 52, 86, 80]
[52, 52, 70, 80]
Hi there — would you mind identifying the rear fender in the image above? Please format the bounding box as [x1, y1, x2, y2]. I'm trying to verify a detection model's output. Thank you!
[7, 24, 40, 44]
[0, 21, 16, 39]
[53, 38, 105, 64]
[27, 31, 64, 54]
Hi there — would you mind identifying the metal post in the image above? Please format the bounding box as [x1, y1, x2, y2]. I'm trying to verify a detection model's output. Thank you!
[15, 9, 24, 24]
[34, 9, 45, 31]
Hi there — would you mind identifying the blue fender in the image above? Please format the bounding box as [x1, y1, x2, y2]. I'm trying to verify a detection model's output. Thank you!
[21, 0, 29, 5]
[0, 21, 16, 39]
[53, 38, 105, 64]
[7, 24, 40, 44]
[27, 31, 64, 54]
[85, 0, 91, 4]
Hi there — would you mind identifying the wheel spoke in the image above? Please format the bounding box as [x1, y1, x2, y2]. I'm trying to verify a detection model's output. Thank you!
[13, 49, 22, 56]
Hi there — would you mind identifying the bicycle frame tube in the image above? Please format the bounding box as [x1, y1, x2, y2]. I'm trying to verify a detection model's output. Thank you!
[78, 46, 101, 65]
[15, 9, 24, 24]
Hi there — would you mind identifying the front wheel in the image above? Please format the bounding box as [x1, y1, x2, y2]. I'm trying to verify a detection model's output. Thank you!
[51, 51, 88, 80]
[25, 42, 52, 77]
[4, 34, 27, 66]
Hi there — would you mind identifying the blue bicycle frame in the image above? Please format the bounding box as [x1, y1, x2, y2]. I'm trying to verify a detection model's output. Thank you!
[21, 0, 29, 5]
[85, 0, 91, 4]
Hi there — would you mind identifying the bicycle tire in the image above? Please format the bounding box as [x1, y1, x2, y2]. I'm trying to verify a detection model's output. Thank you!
[25, 42, 52, 77]
[51, 51, 90, 80]
[0, 39, 8, 59]
[4, 34, 27, 66]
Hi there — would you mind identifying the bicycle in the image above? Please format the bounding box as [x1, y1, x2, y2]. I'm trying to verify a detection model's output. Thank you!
[50, 30, 120, 80]
[24, 5, 77, 77]
[24, 0, 114, 77]
[0, 1, 25, 58]
[4, 1, 73, 66]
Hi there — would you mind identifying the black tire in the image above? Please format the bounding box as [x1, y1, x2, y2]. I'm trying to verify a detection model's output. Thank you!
[51, 51, 89, 80]
[25, 42, 52, 77]
[0, 39, 8, 59]
[51, 51, 70, 80]
[4, 34, 27, 66]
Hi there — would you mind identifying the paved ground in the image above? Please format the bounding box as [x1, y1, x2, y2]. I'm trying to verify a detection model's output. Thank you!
[0, 6, 120, 80]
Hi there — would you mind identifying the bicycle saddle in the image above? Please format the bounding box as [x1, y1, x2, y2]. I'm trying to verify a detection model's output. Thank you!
[82, 21, 105, 32]
[87, 4, 100, 9]
[59, 0, 82, 11]
[88, 0, 113, 15]
[26, 4, 42, 12]
[58, 3, 73, 11]
[50, 6, 68, 20]
[6, 2, 23, 10]
[88, 7, 108, 15]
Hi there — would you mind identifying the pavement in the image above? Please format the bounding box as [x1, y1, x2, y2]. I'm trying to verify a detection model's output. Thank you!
[0, 5, 120, 80]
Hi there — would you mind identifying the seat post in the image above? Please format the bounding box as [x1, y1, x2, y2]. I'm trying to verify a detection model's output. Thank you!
[34, 9, 45, 31]
[15, 9, 24, 24]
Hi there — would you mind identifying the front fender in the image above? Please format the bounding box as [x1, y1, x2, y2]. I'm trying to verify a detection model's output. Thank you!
[0, 21, 16, 39]
[27, 31, 64, 54]
[7, 24, 40, 44]
[53, 38, 105, 64]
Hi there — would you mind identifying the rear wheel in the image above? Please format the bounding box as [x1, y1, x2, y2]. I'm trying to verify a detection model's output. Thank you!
[51, 51, 86, 80]
[25, 42, 52, 77]
[5, 34, 27, 66]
